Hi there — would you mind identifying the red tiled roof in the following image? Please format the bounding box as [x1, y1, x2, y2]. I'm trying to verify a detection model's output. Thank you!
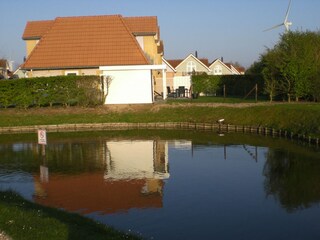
[0, 59, 7, 68]
[199, 58, 209, 67]
[22, 15, 150, 69]
[224, 63, 232, 68]
[166, 58, 209, 69]
[166, 59, 183, 69]
[236, 67, 246, 73]
[22, 20, 54, 40]
[124, 16, 159, 35]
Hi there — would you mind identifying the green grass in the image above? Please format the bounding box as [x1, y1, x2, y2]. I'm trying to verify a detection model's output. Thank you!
[166, 96, 266, 104]
[0, 100, 319, 137]
[0, 191, 142, 240]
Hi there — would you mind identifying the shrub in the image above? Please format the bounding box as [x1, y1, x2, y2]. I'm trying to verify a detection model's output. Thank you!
[0, 76, 103, 108]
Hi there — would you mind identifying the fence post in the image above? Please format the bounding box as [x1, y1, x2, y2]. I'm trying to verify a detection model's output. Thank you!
[255, 84, 258, 103]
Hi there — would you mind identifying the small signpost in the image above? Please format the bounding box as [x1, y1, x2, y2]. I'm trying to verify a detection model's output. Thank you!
[38, 129, 47, 145]
[38, 129, 47, 157]
[37, 129, 49, 184]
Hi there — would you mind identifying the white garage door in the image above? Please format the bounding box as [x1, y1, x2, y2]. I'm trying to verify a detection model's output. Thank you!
[104, 69, 153, 104]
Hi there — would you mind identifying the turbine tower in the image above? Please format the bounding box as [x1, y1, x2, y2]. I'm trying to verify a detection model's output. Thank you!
[264, 0, 292, 32]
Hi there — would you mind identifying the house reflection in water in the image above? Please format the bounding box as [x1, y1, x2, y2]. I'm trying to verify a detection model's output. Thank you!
[34, 140, 170, 215]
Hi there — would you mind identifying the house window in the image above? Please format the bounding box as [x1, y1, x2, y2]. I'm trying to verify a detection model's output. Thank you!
[214, 65, 222, 75]
[186, 61, 196, 74]
[65, 71, 79, 76]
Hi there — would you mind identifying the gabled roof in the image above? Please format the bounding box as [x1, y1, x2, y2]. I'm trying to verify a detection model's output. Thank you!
[235, 66, 246, 74]
[209, 59, 233, 73]
[166, 59, 183, 69]
[124, 16, 159, 36]
[22, 20, 54, 40]
[174, 54, 211, 71]
[224, 63, 242, 74]
[199, 58, 209, 67]
[22, 15, 150, 69]
[162, 57, 176, 72]
[165, 55, 211, 71]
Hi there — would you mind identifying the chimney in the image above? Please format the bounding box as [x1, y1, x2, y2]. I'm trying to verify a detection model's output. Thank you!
[195, 51, 198, 58]
[221, 57, 224, 62]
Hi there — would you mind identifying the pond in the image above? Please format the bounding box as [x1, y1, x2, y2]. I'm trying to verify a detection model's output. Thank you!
[0, 130, 320, 240]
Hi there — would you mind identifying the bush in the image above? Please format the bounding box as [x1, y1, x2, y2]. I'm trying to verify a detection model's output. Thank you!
[0, 76, 103, 108]
[192, 74, 264, 98]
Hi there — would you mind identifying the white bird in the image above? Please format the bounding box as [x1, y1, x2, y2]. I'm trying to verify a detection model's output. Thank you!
[264, 0, 292, 32]
[218, 119, 225, 124]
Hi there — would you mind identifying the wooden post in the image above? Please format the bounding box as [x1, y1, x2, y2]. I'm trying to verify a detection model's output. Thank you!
[223, 84, 226, 98]
[255, 84, 258, 103]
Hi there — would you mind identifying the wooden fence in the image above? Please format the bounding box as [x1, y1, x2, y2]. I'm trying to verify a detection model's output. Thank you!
[0, 122, 318, 147]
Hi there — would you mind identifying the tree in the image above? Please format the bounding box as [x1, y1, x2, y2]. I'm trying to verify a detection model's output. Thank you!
[261, 49, 281, 102]
[192, 73, 221, 96]
[250, 30, 320, 102]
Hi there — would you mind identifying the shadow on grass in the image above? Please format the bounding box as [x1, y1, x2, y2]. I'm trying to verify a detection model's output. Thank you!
[0, 191, 142, 240]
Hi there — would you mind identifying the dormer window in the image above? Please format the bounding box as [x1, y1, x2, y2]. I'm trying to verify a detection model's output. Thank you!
[187, 61, 196, 74]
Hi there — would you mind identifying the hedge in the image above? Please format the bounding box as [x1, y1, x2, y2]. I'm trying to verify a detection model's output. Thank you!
[0, 76, 103, 108]
[192, 74, 265, 98]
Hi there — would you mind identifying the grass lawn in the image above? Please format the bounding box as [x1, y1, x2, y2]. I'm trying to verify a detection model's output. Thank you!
[0, 97, 319, 136]
[0, 191, 141, 240]
[166, 96, 268, 104]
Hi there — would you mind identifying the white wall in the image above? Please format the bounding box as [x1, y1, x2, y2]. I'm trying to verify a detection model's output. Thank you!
[173, 76, 191, 90]
[104, 141, 156, 180]
[103, 69, 153, 104]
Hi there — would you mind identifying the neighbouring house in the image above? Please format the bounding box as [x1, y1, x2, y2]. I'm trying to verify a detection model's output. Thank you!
[163, 54, 244, 98]
[163, 54, 211, 97]
[168, 54, 211, 77]
[21, 14, 166, 104]
[208, 58, 234, 75]
[13, 67, 26, 79]
[0, 59, 13, 79]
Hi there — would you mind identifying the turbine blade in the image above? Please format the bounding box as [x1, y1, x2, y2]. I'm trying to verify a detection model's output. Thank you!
[284, 0, 292, 22]
[263, 23, 284, 32]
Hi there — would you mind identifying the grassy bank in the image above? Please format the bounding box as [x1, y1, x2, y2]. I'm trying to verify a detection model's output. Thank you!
[0, 102, 319, 137]
[0, 191, 141, 240]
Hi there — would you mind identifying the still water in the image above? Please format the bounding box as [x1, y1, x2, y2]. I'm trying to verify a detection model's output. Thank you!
[0, 131, 320, 240]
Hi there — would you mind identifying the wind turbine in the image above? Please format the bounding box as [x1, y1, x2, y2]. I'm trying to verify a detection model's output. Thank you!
[264, 0, 292, 32]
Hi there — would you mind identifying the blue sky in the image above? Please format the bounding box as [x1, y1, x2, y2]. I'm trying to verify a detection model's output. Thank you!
[1, 0, 319, 69]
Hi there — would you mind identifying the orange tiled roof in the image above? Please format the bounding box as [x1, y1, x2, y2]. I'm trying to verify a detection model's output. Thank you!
[22, 15, 150, 69]
[124, 16, 159, 36]
[22, 20, 54, 40]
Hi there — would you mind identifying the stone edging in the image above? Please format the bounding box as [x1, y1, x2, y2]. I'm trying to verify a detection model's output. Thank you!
[0, 122, 319, 147]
